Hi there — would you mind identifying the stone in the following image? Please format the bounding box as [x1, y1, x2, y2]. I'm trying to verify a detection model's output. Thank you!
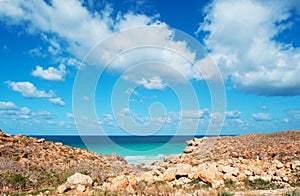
[56, 184, 70, 194]
[66, 173, 93, 185]
[276, 161, 284, 169]
[76, 184, 85, 192]
[2, 137, 15, 142]
[275, 170, 286, 178]
[271, 176, 282, 181]
[111, 175, 128, 189]
[253, 168, 263, 176]
[183, 146, 194, 153]
[37, 138, 45, 143]
[237, 174, 246, 182]
[282, 177, 289, 182]
[211, 180, 224, 189]
[215, 171, 224, 180]
[188, 168, 199, 180]
[199, 170, 215, 184]
[14, 134, 22, 139]
[260, 175, 271, 182]
[141, 172, 153, 182]
[163, 168, 176, 182]
[244, 170, 253, 176]
[222, 166, 234, 173]
[223, 173, 237, 182]
[101, 182, 111, 191]
[176, 164, 192, 176]
[128, 176, 138, 187]
[231, 168, 239, 177]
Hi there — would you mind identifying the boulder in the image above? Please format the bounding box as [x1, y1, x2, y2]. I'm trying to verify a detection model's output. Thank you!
[163, 168, 176, 182]
[37, 138, 45, 143]
[211, 180, 224, 189]
[176, 164, 192, 176]
[111, 175, 128, 189]
[56, 184, 70, 194]
[141, 172, 153, 182]
[275, 170, 286, 178]
[198, 171, 215, 184]
[66, 173, 93, 185]
[76, 184, 86, 192]
[244, 170, 253, 176]
[276, 161, 284, 169]
[222, 166, 234, 173]
[101, 182, 111, 191]
[253, 168, 263, 176]
[282, 177, 289, 182]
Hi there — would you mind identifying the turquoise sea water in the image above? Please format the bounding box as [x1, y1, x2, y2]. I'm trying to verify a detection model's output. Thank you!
[34, 135, 203, 164]
[73, 142, 187, 164]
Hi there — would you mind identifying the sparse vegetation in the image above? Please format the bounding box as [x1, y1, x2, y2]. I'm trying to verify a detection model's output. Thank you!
[218, 191, 234, 196]
[243, 178, 282, 190]
[286, 190, 300, 196]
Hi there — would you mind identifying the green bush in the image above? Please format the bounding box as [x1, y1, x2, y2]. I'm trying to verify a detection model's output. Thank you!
[8, 174, 27, 189]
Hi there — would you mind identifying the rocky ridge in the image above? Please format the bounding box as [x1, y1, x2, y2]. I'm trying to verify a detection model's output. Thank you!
[0, 129, 300, 195]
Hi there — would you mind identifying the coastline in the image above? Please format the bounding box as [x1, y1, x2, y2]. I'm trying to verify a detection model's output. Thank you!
[0, 129, 299, 195]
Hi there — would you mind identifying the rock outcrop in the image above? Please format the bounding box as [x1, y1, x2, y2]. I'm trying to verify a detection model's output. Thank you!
[1, 129, 300, 195]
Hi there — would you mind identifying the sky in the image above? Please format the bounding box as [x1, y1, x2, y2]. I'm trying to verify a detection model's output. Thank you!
[0, 0, 300, 136]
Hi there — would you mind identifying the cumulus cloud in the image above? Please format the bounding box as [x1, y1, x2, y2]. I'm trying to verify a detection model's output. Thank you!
[252, 112, 272, 121]
[137, 77, 166, 90]
[198, 0, 300, 96]
[0, 101, 17, 110]
[66, 112, 74, 119]
[49, 97, 66, 106]
[181, 110, 208, 119]
[5, 81, 54, 98]
[0, 0, 220, 90]
[0, 101, 53, 121]
[31, 64, 66, 81]
[225, 110, 242, 119]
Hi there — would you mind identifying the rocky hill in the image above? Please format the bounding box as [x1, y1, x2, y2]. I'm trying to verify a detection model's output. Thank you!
[0, 129, 300, 195]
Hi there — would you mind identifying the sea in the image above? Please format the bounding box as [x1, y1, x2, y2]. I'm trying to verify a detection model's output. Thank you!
[32, 135, 218, 164]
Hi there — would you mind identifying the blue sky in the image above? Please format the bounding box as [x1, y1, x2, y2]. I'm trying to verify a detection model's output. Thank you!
[0, 0, 300, 135]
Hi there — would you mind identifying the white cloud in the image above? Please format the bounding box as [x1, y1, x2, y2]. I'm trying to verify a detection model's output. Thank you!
[0, 0, 119, 58]
[6, 81, 54, 98]
[136, 77, 166, 90]
[286, 109, 300, 120]
[66, 112, 74, 119]
[125, 88, 139, 96]
[0, 101, 17, 110]
[31, 64, 66, 81]
[181, 110, 207, 119]
[198, 0, 300, 96]
[252, 112, 272, 121]
[225, 110, 241, 119]
[0, 101, 54, 121]
[49, 97, 65, 106]
[0, 0, 217, 90]
[28, 47, 45, 57]
[32, 111, 52, 119]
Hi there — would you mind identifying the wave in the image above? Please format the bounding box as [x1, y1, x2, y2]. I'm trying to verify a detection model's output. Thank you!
[124, 154, 165, 164]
